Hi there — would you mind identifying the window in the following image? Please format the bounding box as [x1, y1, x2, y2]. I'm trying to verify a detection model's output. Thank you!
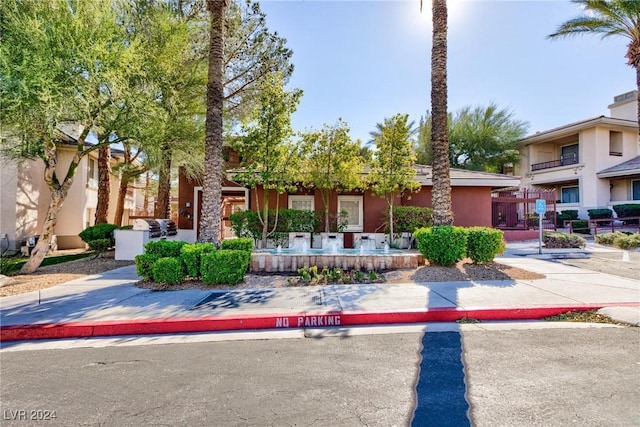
[337, 195, 363, 232]
[288, 195, 314, 211]
[87, 158, 98, 188]
[561, 186, 579, 203]
[609, 131, 623, 156]
[560, 144, 579, 166]
[633, 180, 640, 201]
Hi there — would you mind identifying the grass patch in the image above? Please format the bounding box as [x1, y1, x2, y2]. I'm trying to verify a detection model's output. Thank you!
[544, 310, 630, 326]
[0, 252, 94, 275]
[456, 317, 481, 324]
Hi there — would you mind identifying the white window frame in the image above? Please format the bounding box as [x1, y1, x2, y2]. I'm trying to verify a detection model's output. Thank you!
[337, 195, 363, 232]
[288, 195, 315, 211]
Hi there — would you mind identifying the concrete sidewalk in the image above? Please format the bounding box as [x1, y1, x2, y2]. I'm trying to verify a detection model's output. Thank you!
[1, 242, 638, 342]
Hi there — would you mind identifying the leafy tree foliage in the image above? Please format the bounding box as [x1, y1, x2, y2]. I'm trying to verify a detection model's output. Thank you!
[299, 119, 364, 232]
[231, 73, 303, 247]
[369, 114, 420, 241]
[0, 0, 142, 273]
[416, 104, 528, 173]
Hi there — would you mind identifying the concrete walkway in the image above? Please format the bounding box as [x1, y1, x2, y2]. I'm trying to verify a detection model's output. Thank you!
[1, 242, 638, 342]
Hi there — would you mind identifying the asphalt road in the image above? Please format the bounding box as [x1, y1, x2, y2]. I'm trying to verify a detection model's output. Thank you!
[1, 325, 639, 426]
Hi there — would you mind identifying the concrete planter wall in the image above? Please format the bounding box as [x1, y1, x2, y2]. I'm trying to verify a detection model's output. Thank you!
[250, 251, 424, 273]
[320, 232, 344, 251]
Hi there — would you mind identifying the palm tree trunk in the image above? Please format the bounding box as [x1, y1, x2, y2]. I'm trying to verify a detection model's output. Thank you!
[94, 144, 111, 224]
[430, 0, 454, 226]
[636, 65, 640, 143]
[200, 0, 228, 244]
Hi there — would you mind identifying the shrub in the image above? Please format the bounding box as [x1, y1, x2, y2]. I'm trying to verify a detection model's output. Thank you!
[414, 226, 468, 266]
[569, 220, 591, 234]
[466, 227, 505, 263]
[383, 206, 433, 234]
[144, 240, 186, 258]
[543, 232, 586, 249]
[220, 238, 254, 252]
[180, 243, 216, 278]
[587, 208, 613, 226]
[615, 233, 640, 249]
[201, 250, 251, 285]
[152, 257, 185, 285]
[87, 238, 112, 256]
[526, 213, 540, 228]
[595, 232, 629, 246]
[612, 204, 640, 224]
[229, 210, 262, 240]
[556, 210, 579, 227]
[79, 223, 119, 246]
[135, 253, 161, 281]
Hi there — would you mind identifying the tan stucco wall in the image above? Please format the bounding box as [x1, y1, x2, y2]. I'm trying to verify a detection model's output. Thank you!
[0, 157, 19, 249]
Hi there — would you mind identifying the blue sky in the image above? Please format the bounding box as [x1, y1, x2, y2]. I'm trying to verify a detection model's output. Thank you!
[258, 0, 635, 144]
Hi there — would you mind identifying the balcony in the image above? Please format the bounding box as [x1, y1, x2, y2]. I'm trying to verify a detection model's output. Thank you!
[531, 154, 579, 171]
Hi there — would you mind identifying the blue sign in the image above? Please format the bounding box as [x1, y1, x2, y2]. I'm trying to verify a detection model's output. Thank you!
[535, 199, 546, 215]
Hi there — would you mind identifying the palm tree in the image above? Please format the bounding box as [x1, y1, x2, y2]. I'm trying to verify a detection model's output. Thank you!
[548, 0, 640, 138]
[200, 0, 229, 244]
[430, 0, 454, 225]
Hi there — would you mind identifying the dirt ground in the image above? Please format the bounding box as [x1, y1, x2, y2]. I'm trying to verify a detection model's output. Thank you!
[1, 249, 638, 297]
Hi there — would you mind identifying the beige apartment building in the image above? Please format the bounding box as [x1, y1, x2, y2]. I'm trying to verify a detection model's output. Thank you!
[517, 91, 640, 219]
[0, 124, 139, 252]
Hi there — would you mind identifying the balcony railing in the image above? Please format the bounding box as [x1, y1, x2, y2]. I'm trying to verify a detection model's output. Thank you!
[531, 154, 578, 171]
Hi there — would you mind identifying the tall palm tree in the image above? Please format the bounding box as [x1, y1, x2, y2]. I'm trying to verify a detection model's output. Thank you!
[201, 0, 229, 244]
[548, 0, 640, 138]
[430, 0, 454, 225]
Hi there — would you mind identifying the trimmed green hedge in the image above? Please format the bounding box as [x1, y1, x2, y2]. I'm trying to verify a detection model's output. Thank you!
[79, 223, 119, 246]
[570, 220, 591, 234]
[144, 240, 186, 258]
[556, 210, 578, 226]
[612, 204, 640, 224]
[180, 243, 216, 278]
[135, 253, 161, 281]
[152, 257, 185, 285]
[414, 226, 468, 266]
[587, 208, 613, 226]
[220, 238, 254, 252]
[201, 250, 251, 285]
[466, 227, 505, 263]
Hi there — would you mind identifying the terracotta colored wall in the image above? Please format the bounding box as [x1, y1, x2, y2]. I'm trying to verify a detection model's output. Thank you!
[178, 168, 496, 235]
[178, 168, 199, 230]
[403, 186, 493, 227]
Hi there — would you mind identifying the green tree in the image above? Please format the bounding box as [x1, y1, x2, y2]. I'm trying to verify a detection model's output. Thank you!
[416, 104, 528, 172]
[300, 119, 364, 232]
[415, 113, 433, 165]
[0, 0, 142, 273]
[548, 0, 640, 139]
[231, 74, 303, 248]
[430, 0, 454, 226]
[369, 114, 421, 242]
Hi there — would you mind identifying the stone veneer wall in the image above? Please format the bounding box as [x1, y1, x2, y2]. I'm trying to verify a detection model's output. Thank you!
[250, 252, 424, 273]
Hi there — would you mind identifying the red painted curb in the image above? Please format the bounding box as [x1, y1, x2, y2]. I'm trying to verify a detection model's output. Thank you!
[0, 304, 636, 342]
